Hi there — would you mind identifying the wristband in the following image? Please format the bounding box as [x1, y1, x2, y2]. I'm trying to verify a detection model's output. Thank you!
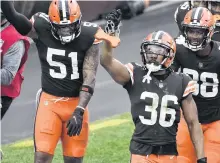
[80, 85, 94, 95]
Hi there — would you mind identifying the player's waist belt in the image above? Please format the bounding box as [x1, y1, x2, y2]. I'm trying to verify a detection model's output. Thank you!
[130, 140, 178, 156]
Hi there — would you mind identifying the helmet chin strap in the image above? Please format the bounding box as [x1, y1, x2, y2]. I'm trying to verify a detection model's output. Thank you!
[142, 58, 167, 83]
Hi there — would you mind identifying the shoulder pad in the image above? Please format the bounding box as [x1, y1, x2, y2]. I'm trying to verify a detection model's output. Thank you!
[31, 12, 49, 24]
[134, 62, 142, 67]
[81, 21, 100, 44]
[182, 73, 195, 98]
[174, 2, 190, 31]
[175, 35, 186, 45]
[175, 35, 190, 49]
[179, 2, 190, 10]
[37, 12, 50, 22]
[128, 62, 142, 69]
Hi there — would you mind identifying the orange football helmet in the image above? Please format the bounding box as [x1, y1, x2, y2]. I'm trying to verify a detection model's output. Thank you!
[140, 30, 176, 72]
[48, 0, 82, 44]
[182, 7, 215, 51]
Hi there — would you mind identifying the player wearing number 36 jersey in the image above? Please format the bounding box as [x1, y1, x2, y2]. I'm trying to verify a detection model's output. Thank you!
[1, 0, 120, 163]
[101, 10, 206, 163]
[172, 7, 220, 163]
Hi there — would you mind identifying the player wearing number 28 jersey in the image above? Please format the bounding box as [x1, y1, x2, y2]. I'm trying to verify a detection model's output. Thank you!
[172, 7, 220, 163]
[101, 10, 206, 163]
[1, 0, 120, 163]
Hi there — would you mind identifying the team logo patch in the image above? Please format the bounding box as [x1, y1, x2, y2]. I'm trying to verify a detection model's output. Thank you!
[198, 62, 203, 69]
[159, 82, 164, 88]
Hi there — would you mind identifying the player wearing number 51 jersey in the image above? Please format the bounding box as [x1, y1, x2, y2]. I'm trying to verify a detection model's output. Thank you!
[1, 0, 120, 163]
[172, 7, 220, 163]
[101, 10, 206, 163]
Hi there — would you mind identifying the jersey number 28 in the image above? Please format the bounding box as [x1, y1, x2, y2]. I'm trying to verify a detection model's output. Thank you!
[47, 47, 79, 79]
[139, 91, 178, 127]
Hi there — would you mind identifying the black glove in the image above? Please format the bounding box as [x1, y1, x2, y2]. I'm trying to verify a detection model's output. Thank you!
[105, 9, 122, 36]
[66, 107, 84, 137]
[197, 157, 207, 163]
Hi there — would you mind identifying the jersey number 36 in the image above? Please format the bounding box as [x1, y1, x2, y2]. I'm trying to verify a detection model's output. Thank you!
[139, 91, 178, 127]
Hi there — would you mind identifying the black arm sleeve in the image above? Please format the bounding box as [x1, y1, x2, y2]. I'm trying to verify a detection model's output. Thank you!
[1, 1, 32, 35]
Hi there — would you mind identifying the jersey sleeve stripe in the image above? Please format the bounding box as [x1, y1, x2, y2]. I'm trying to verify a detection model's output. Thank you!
[125, 63, 134, 85]
[183, 81, 196, 97]
[38, 13, 50, 22]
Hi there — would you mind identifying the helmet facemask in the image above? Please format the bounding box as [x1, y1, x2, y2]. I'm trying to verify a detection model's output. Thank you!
[140, 43, 173, 72]
[51, 16, 82, 44]
[183, 25, 213, 51]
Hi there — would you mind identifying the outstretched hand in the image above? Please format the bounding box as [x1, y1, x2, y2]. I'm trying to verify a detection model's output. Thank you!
[105, 9, 122, 37]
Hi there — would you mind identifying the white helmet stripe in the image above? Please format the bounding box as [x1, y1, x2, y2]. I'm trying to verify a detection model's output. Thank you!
[154, 31, 163, 40]
[193, 7, 203, 23]
[61, 0, 67, 21]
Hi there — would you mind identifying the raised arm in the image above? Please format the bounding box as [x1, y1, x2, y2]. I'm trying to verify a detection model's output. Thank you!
[100, 40, 131, 86]
[1, 1, 36, 37]
[181, 94, 206, 161]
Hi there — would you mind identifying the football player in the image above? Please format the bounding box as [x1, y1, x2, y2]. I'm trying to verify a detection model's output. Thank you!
[1, 0, 120, 163]
[173, 7, 220, 163]
[174, 0, 220, 41]
[101, 10, 206, 163]
[174, 0, 208, 35]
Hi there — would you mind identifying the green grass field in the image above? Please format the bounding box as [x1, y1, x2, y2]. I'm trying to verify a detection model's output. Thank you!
[2, 113, 134, 163]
